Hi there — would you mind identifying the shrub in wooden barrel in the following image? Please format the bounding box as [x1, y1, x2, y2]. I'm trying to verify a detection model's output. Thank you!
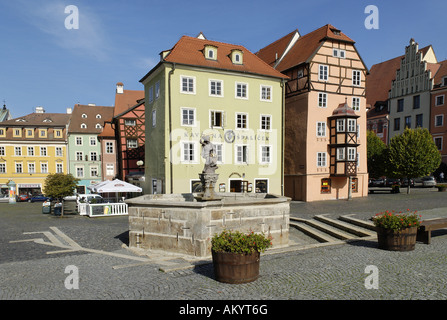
[376, 227, 417, 251]
[212, 250, 260, 284]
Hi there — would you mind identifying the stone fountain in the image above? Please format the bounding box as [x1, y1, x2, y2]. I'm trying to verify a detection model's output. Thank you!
[126, 135, 290, 258]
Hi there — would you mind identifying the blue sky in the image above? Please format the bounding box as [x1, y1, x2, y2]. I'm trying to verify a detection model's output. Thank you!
[1, 0, 447, 118]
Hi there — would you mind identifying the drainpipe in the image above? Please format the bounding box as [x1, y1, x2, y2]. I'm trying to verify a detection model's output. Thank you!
[281, 79, 285, 196]
[168, 63, 176, 194]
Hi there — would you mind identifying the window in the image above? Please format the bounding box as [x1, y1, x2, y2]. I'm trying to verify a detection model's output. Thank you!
[149, 86, 154, 103]
[0, 147, 5, 156]
[39, 129, 47, 137]
[260, 146, 271, 163]
[15, 163, 23, 173]
[76, 137, 83, 145]
[347, 147, 356, 161]
[76, 152, 83, 161]
[76, 167, 84, 178]
[106, 142, 114, 154]
[352, 70, 361, 86]
[152, 109, 156, 127]
[28, 163, 35, 173]
[28, 147, 34, 156]
[214, 143, 223, 163]
[321, 178, 331, 193]
[96, 114, 101, 119]
[443, 77, 447, 87]
[182, 142, 195, 162]
[90, 166, 98, 177]
[236, 145, 249, 163]
[261, 115, 271, 131]
[15, 147, 21, 156]
[41, 162, 48, 173]
[82, 114, 87, 118]
[405, 116, 411, 129]
[316, 122, 326, 137]
[318, 92, 327, 108]
[413, 95, 420, 109]
[90, 152, 98, 161]
[106, 163, 114, 176]
[397, 99, 404, 112]
[434, 137, 442, 150]
[333, 49, 346, 58]
[14, 129, 22, 137]
[55, 129, 62, 138]
[26, 129, 34, 137]
[209, 80, 223, 96]
[436, 95, 445, 106]
[236, 113, 248, 129]
[416, 114, 423, 128]
[210, 111, 224, 128]
[317, 152, 327, 167]
[90, 136, 97, 146]
[127, 139, 138, 149]
[347, 119, 357, 132]
[95, 124, 102, 129]
[0, 163, 6, 173]
[40, 147, 47, 156]
[337, 147, 345, 161]
[124, 119, 136, 126]
[337, 119, 345, 132]
[352, 97, 360, 111]
[236, 83, 247, 99]
[56, 163, 63, 173]
[181, 108, 195, 126]
[260, 85, 272, 101]
[435, 115, 443, 127]
[155, 81, 160, 99]
[394, 118, 400, 131]
[181, 76, 195, 94]
[0, 128, 4, 137]
[319, 65, 328, 81]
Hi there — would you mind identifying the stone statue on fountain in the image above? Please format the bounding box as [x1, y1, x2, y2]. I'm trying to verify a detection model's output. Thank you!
[197, 135, 221, 201]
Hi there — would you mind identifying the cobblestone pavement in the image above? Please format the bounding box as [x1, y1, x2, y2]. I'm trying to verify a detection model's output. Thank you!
[1, 188, 447, 305]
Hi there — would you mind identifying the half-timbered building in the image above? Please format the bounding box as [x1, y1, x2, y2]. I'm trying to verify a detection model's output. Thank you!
[257, 24, 368, 201]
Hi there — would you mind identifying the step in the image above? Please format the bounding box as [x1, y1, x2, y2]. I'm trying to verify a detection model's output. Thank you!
[338, 215, 377, 232]
[314, 215, 376, 237]
[289, 219, 339, 243]
[303, 219, 357, 240]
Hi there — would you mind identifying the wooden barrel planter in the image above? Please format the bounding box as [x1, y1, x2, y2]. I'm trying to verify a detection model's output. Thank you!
[376, 227, 417, 251]
[212, 250, 260, 284]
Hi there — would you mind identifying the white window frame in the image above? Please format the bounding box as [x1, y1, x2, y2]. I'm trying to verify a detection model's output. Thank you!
[260, 85, 272, 101]
[0, 146, 5, 156]
[40, 162, 48, 174]
[106, 142, 114, 154]
[90, 152, 98, 161]
[319, 65, 328, 81]
[181, 141, 197, 163]
[209, 79, 223, 97]
[124, 119, 136, 126]
[180, 75, 196, 94]
[333, 48, 346, 59]
[337, 119, 345, 132]
[352, 70, 361, 86]
[347, 119, 357, 132]
[127, 139, 138, 149]
[260, 145, 271, 164]
[352, 97, 360, 111]
[15, 162, 23, 173]
[15, 146, 21, 156]
[337, 148, 345, 161]
[55, 147, 63, 157]
[435, 95, 445, 106]
[106, 163, 114, 176]
[235, 82, 248, 99]
[214, 143, 224, 164]
[27, 146, 34, 156]
[235, 145, 249, 164]
[317, 152, 327, 167]
[40, 147, 47, 156]
[435, 114, 444, 127]
[181, 108, 196, 127]
[318, 92, 327, 108]
[434, 136, 443, 151]
[210, 110, 225, 128]
[89, 136, 97, 146]
[76, 136, 83, 146]
[28, 162, 35, 174]
[76, 151, 83, 161]
[90, 166, 99, 177]
[236, 113, 248, 130]
[260, 115, 272, 132]
[347, 147, 357, 161]
[76, 166, 84, 178]
[56, 163, 63, 173]
[0, 163, 6, 174]
[316, 122, 326, 137]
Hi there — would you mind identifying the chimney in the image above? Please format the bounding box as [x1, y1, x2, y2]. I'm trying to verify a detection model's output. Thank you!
[116, 82, 124, 94]
[66, 107, 72, 114]
[88, 103, 96, 106]
[35, 106, 45, 113]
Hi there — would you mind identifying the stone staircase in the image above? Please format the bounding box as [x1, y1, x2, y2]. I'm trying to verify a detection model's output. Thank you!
[289, 214, 377, 245]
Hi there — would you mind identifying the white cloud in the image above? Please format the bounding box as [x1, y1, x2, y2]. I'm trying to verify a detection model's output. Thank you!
[14, 0, 110, 60]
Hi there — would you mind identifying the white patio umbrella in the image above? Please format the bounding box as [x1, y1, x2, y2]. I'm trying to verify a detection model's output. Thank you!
[87, 179, 142, 198]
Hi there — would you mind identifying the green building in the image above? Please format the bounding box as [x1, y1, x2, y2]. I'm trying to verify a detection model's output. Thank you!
[139, 34, 289, 195]
[67, 104, 114, 194]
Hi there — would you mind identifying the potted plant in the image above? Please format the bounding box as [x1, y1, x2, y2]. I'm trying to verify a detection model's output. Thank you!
[371, 209, 422, 251]
[436, 184, 447, 192]
[211, 230, 272, 284]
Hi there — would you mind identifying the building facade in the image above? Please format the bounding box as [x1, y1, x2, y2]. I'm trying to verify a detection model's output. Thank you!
[257, 24, 368, 201]
[0, 110, 70, 196]
[140, 34, 288, 195]
[67, 104, 114, 194]
[388, 39, 439, 140]
[431, 60, 447, 164]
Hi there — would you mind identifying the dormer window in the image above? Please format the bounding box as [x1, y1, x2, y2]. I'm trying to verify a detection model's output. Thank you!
[204, 45, 217, 60]
[230, 49, 243, 65]
[15, 118, 26, 122]
[96, 114, 101, 119]
[82, 114, 87, 118]
[95, 124, 102, 129]
[331, 28, 341, 35]
[81, 123, 87, 129]
[43, 118, 52, 123]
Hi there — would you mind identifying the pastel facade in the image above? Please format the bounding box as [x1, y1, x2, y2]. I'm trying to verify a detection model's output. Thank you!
[140, 35, 288, 195]
[431, 60, 447, 163]
[257, 25, 368, 201]
[0, 111, 70, 196]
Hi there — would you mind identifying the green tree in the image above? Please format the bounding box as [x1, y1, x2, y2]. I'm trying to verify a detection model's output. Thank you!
[43, 173, 80, 216]
[367, 130, 387, 178]
[388, 128, 441, 194]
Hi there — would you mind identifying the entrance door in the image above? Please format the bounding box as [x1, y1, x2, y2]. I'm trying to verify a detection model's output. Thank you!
[230, 180, 242, 192]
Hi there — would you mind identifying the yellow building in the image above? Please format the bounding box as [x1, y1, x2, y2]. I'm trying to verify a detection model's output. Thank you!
[0, 109, 71, 198]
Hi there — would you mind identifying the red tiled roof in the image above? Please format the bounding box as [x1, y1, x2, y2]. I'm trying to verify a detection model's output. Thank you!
[272, 24, 355, 72]
[256, 30, 299, 67]
[68, 104, 114, 134]
[153, 35, 288, 80]
[433, 59, 447, 87]
[114, 90, 144, 117]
